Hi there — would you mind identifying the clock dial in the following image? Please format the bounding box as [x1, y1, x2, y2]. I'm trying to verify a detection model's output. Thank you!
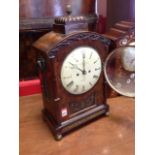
[61, 46, 102, 94]
[121, 46, 135, 72]
[104, 46, 135, 97]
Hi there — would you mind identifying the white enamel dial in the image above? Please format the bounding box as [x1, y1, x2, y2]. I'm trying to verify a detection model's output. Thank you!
[60, 46, 102, 95]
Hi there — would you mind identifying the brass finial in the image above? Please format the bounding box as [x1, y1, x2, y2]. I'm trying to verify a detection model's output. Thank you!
[66, 4, 72, 15]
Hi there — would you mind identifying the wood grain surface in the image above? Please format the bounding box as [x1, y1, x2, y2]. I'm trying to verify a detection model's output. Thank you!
[20, 94, 134, 155]
[19, 0, 96, 18]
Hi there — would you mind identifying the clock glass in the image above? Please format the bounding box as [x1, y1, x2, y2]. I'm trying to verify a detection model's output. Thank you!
[61, 46, 102, 95]
[104, 46, 135, 97]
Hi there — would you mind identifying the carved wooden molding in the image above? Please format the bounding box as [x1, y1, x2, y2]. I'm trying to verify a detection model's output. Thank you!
[48, 32, 111, 58]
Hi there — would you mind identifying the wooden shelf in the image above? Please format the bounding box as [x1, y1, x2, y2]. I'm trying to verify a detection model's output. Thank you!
[20, 94, 134, 155]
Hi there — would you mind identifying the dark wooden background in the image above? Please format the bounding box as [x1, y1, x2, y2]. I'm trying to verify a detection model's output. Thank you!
[106, 0, 135, 29]
[19, 0, 135, 80]
[19, 0, 98, 79]
[19, 0, 96, 18]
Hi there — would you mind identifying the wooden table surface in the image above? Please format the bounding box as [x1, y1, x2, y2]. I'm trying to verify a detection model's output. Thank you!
[20, 94, 135, 155]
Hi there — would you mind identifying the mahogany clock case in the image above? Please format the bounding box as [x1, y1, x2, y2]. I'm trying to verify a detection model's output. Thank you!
[34, 31, 111, 140]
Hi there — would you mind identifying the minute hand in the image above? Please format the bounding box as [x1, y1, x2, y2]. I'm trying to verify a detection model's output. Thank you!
[82, 53, 86, 75]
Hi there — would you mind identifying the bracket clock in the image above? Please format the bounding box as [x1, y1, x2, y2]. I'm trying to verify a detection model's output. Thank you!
[33, 5, 111, 140]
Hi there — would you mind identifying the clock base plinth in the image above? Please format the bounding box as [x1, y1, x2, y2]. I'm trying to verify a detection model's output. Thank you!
[42, 104, 109, 140]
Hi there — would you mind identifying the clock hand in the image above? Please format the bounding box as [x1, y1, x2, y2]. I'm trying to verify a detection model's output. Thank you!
[76, 66, 83, 73]
[82, 53, 86, 75]
[69, 62, 83, 73]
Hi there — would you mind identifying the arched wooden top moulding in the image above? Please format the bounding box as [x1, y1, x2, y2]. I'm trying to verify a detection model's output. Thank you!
[33, 31, 112, 58]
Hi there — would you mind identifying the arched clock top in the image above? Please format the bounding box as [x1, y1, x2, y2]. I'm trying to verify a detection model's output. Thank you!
[48, 32, 112, 58]
[33, 31, 112, 58]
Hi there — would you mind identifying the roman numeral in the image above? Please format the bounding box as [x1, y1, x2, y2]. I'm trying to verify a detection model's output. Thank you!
[93, 75, 99, 79]
[66, 81, 74, 88]
[94, 58, 99, 64]
[68, 62, 74, 66]
[89, 82, 93, 86]
[63, 76, 72, 79]
[68, 62, 75, 69]
[74, 58, 79, 62]
[89, 52, 93, 59]
[82, 53, 86, 58]
[73, 85, 79, 92]
[82, 85, 85, 92]
[95, 67, 101, 71]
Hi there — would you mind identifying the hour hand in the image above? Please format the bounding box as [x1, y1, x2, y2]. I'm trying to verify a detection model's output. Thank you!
[82, 53, 86, 71]
[69, 62, 83, 73]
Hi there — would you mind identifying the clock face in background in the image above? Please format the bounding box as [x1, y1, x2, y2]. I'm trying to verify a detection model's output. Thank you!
[121, 46, 135, 72]
[104, 46, 135, 97]
[61, 46, 102, 95]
